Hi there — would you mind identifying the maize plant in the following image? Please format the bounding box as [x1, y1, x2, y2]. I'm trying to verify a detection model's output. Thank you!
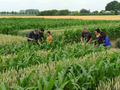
[0, 18, 116, 35]
[0, 18, 120, 89]
[0, 49, 120, 89]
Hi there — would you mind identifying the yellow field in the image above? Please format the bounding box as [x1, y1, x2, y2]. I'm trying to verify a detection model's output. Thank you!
[0, 15, 120, 20]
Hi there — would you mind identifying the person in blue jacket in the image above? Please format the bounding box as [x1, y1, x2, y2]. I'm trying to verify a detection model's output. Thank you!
[101, 32, 111, 48]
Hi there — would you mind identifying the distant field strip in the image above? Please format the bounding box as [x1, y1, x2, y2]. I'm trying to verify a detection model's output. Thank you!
[0, 34, 26, 44]
[0, 15, 120, 20]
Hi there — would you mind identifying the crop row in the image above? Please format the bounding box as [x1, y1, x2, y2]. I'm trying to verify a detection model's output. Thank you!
[97, 75, 120, 90]
[0, 34, 26, 44]
[0, 49, 117, 85]
[64, 24, 120, 41]
[0, 18, 119, 35]
[0, 49, 120, 89]
[0, 40, 105, 72]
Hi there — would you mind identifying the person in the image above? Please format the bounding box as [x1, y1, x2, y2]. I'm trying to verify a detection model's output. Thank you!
[81, 28, 92, 45]
[101, 32, 111, 48]
[94, 28, 103, 46]
[38, 28, 44, 41]
[46, 31, 53, 43]
[27, 30, 39, 45]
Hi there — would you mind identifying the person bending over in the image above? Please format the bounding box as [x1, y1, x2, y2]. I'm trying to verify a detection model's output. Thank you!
[81, 28, 92, 45]
[38, 28, 45, 42]
[27, 30, 39, 45]
[46, 31, 53, 43]
[94, 28, 103, 46]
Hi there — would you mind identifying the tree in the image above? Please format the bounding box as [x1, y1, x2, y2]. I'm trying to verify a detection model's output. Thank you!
[93, 10, 99, 13]
[25, 9, 39, 15]
[6, 12, 9, 15]
[51, 10, 58, 15]
[57, 10, 70, 15]
[72, 11, 79, 15]
[11, 11, 14, 15]
[37, 10, 58, 16]
[115, 9, 119, 15]
[80, 9, 90, 13]
[111, 10, 114, 14]
[3, 11, 6, 15]
[115, 3, 120, 10]
[100, 10, 105, 13]
[105, 1, 118, 11]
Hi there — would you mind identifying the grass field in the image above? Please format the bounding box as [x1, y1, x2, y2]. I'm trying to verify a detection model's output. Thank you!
[0, 15, 120, 20]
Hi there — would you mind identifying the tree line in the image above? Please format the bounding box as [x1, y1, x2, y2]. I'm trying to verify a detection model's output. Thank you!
[37, 1, 120, 16]
[36, 9, 120, 16]
[0, 9, 39, 15]
[0, 0, 120, 16]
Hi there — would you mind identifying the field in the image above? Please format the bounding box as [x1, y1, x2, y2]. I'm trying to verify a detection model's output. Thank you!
[0, 15, 120, 20]
[0, 17, 120, 90]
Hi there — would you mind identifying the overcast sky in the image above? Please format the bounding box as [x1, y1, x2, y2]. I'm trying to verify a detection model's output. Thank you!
[0, 0, 120, 12]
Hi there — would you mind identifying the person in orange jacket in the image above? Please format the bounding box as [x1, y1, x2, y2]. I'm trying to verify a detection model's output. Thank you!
[46, 31, 53, 43]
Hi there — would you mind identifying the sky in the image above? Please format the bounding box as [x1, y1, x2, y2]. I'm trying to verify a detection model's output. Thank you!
[0, 0, 120, 12]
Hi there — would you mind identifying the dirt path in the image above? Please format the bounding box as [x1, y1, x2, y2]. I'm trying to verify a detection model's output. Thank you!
[111, 40, 116, 48]
[110, 40, 118, 49]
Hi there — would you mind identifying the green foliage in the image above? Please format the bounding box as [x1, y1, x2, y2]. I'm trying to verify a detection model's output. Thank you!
[105, 1, 119, 11]
[0, 18, 111, 35]
[63, 23, 120, 41]
[72, 11, 80, 15]
[0, 18, 120, 36]
[1, 50, 120, 90]
[115, 38, 120, 48]
[115, 9, 119, 15]
[80, 9, 90, 13]
[0, 39, 105, 72]
[37, 10, 58, 16]
[0, 18, 120, 89]
[37, 9, 69, 16]
[18, 70, 35, 87]
[115, 3, 120, 10]
[92, 10, 99, 13]
[97, 75, 120, 89]
[57, 10, 70, 15]
[0, 82, 9, 90]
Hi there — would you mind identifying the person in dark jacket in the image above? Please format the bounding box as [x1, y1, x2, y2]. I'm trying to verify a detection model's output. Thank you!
[27, 30, 39, 45]
[81, 28, 92, 45]
[38, 28, 44, 41]
[101, 32, 111, 48]
[94, 28, 103, 46]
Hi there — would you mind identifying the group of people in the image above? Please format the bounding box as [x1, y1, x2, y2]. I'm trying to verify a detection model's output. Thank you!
[27, 27, 111, 48]
[27, 28, 53, 45]
[81, 28, 111, 48]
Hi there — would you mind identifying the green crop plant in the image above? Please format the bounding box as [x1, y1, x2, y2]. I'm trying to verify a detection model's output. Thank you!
[0, 49, 120, 89]
[0, 49, 119, 88]
[63, 23, 120, 42]
[0, 18, 120, 89]
[18, 29, 64, 37]
[97, 75, 120, 90]
[0, 18, 113, 35]
[0, 41, 105, 72]
[0, 82, 9, 90]
[0, 18, 120, 36]
[0, 34, 26, 44]
[115, 38, 120, 49]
